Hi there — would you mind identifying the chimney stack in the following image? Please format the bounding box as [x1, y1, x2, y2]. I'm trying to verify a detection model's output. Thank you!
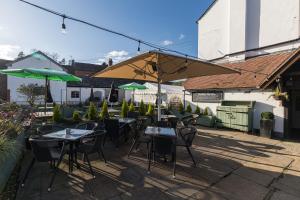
[108, 58, 113, 66]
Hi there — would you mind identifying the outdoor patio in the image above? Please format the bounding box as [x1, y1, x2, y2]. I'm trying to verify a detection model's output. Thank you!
[16, 127, 300, 200]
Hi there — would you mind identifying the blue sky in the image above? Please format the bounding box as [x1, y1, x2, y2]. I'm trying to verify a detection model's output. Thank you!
[0, 0, 213, 64]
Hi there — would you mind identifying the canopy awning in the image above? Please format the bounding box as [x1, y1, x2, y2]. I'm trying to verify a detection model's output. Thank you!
[93, 51, 239, 83]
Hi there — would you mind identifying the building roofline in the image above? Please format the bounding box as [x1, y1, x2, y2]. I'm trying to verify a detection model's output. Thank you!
[196, 0, 218, 24]
[8, 51, 63, 68]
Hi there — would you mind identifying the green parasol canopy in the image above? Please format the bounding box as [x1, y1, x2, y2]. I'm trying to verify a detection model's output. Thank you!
[0, 68, 81, 82]
[118, 82, 147, 90]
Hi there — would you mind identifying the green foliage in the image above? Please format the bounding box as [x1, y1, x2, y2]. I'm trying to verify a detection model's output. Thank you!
[120, 99, 129, 118]
[52, 104, 61, 122]
[72, 111, 81, 122]
[261, 112, 274, 120]
[139, 100, 146, 116]
[203, 107, 209, 116]
[87, 102, 97, 120]
[178, 101, 184, 114]
[146, 104, 154, 116]
[194, 105, 201, 115]
[17, 84, 45, 106]
[0, 135, 20, 164]
[129, 102, 135, 112]
[186, 103, 192, 113]
[99, 100, 109, 120]
[274, 86, 281, 97]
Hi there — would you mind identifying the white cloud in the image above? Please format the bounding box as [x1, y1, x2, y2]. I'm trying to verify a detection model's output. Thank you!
[179, 34, 185, 40]
[0, 44, 21, 60]
[97, 50, 131, 64]
[161, 40, 173, 46]
[0, 26, 4, 31]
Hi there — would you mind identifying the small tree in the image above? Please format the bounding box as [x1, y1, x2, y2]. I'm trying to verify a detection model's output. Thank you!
[52, 104, 61, 122]
[17, 84, 45, 106]
[203, 107, 209, 116]
[186, 103, 192, 113]
[99, 100, 109, 120]
[178, 101, 184, 114]
[194, 105, 201, 115]
[129, 102, 135, 112]
[139, 100, 146, 116]
[120, 99, 129, 118]
[146, 103, 154, 116]
[72, 111, 81, 122]
[87, 102, 97, 120]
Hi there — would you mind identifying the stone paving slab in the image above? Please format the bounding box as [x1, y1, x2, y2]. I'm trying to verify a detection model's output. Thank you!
[15, 126, 300, 200]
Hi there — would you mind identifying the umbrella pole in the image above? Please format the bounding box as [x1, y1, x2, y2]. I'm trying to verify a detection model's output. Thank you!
[44, 76, 48, 114]
[132, 89, 135, 104]
[157, 79, 161, 122]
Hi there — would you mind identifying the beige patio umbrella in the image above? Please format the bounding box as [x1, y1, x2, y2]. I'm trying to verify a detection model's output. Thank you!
[93, 50, 239, 121]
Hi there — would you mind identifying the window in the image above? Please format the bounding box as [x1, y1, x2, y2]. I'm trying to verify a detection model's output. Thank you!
[71, 91, 80, 98]
[192, 91, 223, 102]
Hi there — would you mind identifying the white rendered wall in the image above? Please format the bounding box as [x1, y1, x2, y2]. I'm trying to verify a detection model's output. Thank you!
[185, 89, 284, 134]
[66, 87, 106, 104]
[7, 54, 67, 104]
[198, 0, 300, 61]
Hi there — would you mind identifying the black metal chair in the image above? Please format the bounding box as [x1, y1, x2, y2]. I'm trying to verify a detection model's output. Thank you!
[148, 135, 176, 178]
[176, 126, 197, 166]
[21, 136, 65, 192]
[75, 122, 99, 130]
[104, 118, 126, 147]
[76, 130, 107, 177]
[127, 120, 151, 158]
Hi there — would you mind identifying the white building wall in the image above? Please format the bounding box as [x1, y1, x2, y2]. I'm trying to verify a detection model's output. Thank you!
[66, 87, 105, 104]
[185, 89, 285, 134]
[198, 0, 300, 61]
[7, 54, 67, 104]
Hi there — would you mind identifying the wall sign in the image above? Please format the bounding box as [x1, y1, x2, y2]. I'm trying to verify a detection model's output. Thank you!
[192, 91, 223, 102]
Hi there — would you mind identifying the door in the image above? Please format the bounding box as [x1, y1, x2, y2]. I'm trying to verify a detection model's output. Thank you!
[292, 91, 300, 129]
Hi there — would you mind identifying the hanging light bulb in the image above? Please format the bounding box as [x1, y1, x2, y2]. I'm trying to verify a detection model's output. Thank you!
[61, 15, 67, 34]
[137, 41, 141, 52]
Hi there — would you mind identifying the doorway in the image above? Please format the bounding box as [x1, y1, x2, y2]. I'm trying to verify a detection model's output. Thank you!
[289, 90, 300, 138]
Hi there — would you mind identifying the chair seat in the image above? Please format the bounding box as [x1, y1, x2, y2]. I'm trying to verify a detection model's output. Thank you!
[49, 148, 61, 160]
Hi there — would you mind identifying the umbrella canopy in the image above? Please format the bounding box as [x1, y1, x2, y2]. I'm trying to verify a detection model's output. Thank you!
[93, 51, 239, 83]
[118, 82, 147, 90]
[93, 51, 239, 121]
[0, 68, 82, 82]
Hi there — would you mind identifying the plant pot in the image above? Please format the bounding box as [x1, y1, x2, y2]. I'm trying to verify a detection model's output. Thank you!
[260, 119, 274, 138]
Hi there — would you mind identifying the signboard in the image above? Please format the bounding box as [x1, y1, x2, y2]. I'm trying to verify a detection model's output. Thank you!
[192, 91, 223, 102]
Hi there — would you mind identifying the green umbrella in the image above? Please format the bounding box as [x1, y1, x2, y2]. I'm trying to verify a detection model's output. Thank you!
[118, 82, 147, 103]
[0, 68, 81, 111]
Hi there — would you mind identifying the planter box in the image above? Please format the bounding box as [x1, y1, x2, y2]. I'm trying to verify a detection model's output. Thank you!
[0, 132, 25, 192]
[260, 119, 274, 138]
[196, 115, 215, 127]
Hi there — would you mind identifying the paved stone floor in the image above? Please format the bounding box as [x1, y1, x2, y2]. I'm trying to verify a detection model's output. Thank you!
[16, 127, 300, 200]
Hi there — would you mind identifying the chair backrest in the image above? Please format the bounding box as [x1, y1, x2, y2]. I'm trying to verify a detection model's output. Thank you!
[76, 122, 98, 130]
[157, 121, 170, 128]
[179, 126, 197, 147]
[81, 130, 106, 152]
[104, 118, 120, 136]
[29, 137, 61, 162]
[153, 136, 175, 155]
[169, 118, 179, 129]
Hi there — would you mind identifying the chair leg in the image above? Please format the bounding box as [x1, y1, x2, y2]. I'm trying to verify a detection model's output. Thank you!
[85, 154, 95, 178]
[48, 155, 64, 192]
[21, 158, 35, 187]
[127, 138, 137, 157]
[147, 143, 151, 174]
[186, 146, 196, 166]
[173, 151, 176, 178]
[98, 147, 107, 163]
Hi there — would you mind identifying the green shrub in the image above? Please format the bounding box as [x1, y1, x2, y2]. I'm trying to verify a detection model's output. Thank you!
[52, 104, 61, 122]
[0, 135, 20, 164]
[120, 99, 129, 118]
[178, 101, 184, 114]
[186, 103, 192, 113]
[146, 103, 154, 116]
[99, 100, 109, 120]
[129, 102, 135, 112]
[72, 111, 81, 122]
[139, 100, 146, 116]
[194, 105, 201, 115]
[87, 102, 97, 120]
[261, 112, 274, 120]
[203, 107, 209, 116]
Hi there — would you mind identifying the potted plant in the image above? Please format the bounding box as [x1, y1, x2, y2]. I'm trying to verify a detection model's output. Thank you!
[87, 102, 97, 121]
[52, 104, 61, 123]
[272, 86, 289, 102]
[72, 111, 81, 122]
[194, 105, 201, 115]
[260, 112, 274, 138]
[120, 99, 129, 118]
[186, 103, 192, 113]
[99, 100, 109, 120]
[138, 100, 146, 116]
[178, 101, 184, 114]
[146, 103, 154, 116]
